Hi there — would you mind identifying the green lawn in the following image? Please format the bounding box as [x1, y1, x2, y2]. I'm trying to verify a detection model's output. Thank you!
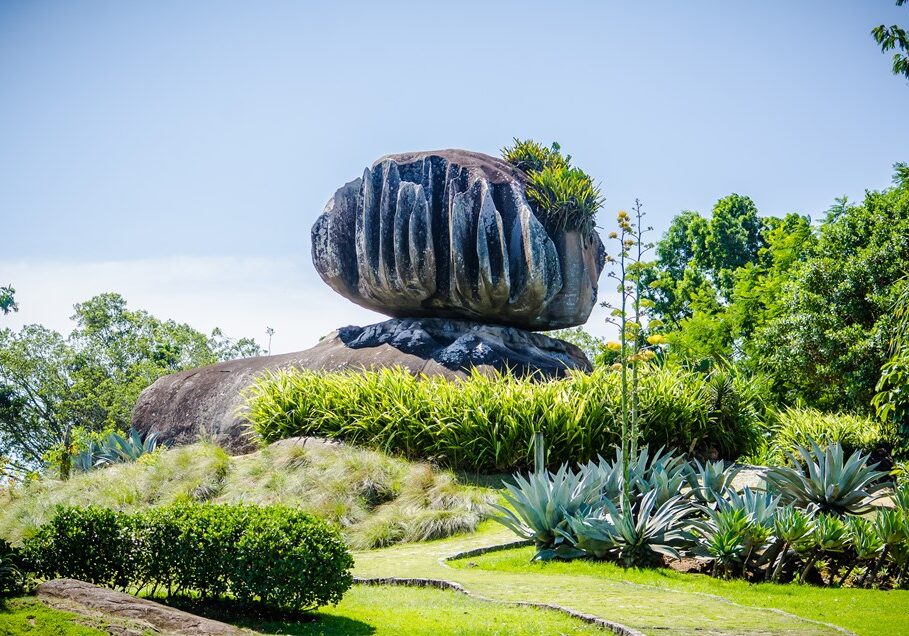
[351, 521, 896, 635]
[450, 546, 909, 636]
[170, 585, 605, 635]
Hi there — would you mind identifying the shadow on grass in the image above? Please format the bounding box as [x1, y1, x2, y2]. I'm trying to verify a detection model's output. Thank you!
[159, 596, 375, 635]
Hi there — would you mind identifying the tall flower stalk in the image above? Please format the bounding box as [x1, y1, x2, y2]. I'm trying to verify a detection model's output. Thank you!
[603, 200, 658, 477]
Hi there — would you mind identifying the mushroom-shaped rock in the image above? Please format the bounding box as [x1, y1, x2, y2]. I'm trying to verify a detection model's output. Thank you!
[312, 150, 605, 331]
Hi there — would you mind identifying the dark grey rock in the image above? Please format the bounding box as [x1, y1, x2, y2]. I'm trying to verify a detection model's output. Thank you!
[132, 318, 590, 453]
[312, 149, 605, 330]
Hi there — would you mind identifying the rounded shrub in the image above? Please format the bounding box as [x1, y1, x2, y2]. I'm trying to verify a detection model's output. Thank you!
[232, 505, 353, 611]
[22, 503, 353, 612]
[23, 506, 134, 589]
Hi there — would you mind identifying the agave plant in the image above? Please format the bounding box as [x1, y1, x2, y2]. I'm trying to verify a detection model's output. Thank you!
[96, 429, 161, 466]
[625, 446, 689, 506]
[492, 464, 592, 557]
[560, 490, 695, 567]
[687, 459, 742, 505]
[894, 481, 909, 515]
[715, 487, 778, 572]
[578, 454, 624, 504]
[73, 440, 104, 472]
[770, 505, 814, 582]
[766, 442, 888, 516]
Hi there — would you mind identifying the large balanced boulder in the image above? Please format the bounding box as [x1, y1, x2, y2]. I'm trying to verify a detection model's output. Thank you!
[312, 149, 605, 331]
[133, 318, 591, 453]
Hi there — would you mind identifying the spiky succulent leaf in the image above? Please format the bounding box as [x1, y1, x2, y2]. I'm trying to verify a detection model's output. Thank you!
[766, 442, 887, 516]
[492, 464, 589, 549]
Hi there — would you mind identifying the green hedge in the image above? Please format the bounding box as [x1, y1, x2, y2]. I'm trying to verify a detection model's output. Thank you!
[23, 504, 353, 612]
[245, 366, 764, 472]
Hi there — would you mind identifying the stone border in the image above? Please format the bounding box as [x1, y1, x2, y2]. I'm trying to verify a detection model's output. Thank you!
[353, 575, 645, 636]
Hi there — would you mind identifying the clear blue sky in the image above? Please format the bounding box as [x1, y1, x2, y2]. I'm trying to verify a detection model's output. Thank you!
[2, 1, 908, 350]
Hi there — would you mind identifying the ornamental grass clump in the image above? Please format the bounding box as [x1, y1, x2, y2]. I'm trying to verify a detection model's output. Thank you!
[501, 138, 602, 239]
[246, 365, 762, 473]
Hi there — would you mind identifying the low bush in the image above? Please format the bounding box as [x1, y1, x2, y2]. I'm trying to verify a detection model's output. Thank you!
[23, 506, 134, 589]
[246, 366, 763, 472]
[22, 503, 353, 612]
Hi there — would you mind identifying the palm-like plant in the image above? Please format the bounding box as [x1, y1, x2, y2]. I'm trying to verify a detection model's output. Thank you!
[0, 539, 21, 597]
[492, 464, 591, 557]
[766, 442, 888, 516]
[840, 516, 884, 585]
[801, 514, 848, 583]
[770, 505, 814, 582]
[693, 507, 750, 578]
[562, 490, 695, 567]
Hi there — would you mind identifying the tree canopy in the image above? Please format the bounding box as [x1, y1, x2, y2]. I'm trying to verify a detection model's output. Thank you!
[646, 164, 909, 424]
[0, 293, 262, 479]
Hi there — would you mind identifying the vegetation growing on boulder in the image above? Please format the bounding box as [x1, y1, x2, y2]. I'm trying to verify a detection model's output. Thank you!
[501, 139, 603, 239]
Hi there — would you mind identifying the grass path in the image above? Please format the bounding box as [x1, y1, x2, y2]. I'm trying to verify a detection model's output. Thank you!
[352, 523, 852, 636]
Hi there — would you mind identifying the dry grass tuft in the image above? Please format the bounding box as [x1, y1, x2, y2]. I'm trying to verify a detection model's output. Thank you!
[0, 438, 496, 549]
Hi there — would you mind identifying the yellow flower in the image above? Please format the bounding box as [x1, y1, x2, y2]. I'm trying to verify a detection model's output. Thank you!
[606, 341, 622, 351]
[608, 231, 618, 239]
[609, 363, 623, 371]
[646, 334, 667, 346]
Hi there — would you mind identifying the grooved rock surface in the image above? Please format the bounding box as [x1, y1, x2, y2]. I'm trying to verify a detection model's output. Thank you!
[312, 149, 605, 330]
[38, 579, 246, 635]
[132, 318, 591, 453]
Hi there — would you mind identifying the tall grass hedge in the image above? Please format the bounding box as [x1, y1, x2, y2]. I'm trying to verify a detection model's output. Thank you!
[23, 503, 353, 612]
[246, 366, 765, 472]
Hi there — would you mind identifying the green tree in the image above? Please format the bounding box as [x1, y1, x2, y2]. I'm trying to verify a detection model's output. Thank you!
[754, 165, 909, 412]
[704, 194, 766, 300]
[646, 194, 771, 369]
[0, 294, 262, 479]
[873, 0, 909, 81]
[873, 278, 909, 451]
[550, 327, 607, 362]
[647, 195, 766, 329]
[0, 286, 17, 315]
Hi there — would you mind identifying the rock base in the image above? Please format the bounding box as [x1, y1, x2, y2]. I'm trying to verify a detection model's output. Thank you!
[132, 318, 590, 453]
